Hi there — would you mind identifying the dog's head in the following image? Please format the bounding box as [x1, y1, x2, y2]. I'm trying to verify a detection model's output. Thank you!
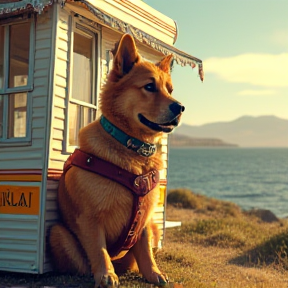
[100, 34, 185, 139]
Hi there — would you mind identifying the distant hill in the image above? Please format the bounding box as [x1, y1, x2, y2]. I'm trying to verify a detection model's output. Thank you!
[174, 115, 288, 147]
[169, 134, 237, 147]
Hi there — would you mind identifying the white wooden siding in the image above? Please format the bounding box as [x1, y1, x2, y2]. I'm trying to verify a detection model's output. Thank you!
[44, 5, 70, 273]
[0, 9, 53, 274]
[43, 180, 59, 272]
[0, 11, 53, 170]
[0, 180, 43, 273]
[48, 6, 71, 171]
[0, 214, 39, 273]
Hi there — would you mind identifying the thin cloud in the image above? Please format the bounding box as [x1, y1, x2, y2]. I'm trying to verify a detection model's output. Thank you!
[271, 30, 288, 47]
[204, 53, 288, 87]
[237, 89, 276, 96]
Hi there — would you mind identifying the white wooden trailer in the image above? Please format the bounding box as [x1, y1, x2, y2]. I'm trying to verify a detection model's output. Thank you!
[0, 0, 203, 274]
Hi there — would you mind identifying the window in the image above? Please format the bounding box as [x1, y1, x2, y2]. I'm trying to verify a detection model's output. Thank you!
[67, 24, 98, 147]
[0, 20, 34, 144]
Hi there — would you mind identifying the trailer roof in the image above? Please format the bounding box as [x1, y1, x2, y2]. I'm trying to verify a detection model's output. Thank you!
[0, 0, 204, 81]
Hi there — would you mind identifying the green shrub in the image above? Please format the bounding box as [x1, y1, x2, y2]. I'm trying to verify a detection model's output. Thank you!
[167, 188, 241, 217]
[167, 188, 200, 209]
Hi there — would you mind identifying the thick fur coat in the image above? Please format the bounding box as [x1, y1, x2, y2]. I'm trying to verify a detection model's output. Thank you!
[49, 34, 184, 288]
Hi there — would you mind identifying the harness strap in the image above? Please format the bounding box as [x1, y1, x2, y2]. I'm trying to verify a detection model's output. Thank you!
[62, 148, 160, 257]
[109, 195, 144, 258]
[64, 149, 159, 196]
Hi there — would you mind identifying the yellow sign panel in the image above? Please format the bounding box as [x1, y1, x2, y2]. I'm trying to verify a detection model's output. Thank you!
[0, 185, 40, 215]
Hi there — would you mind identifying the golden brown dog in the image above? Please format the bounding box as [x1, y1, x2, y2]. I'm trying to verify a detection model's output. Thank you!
[49, 34, 185, 288]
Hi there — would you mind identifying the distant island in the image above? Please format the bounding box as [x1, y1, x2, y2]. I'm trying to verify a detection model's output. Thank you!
[169, 133, 238, 147]
[174, 115, 288, 147]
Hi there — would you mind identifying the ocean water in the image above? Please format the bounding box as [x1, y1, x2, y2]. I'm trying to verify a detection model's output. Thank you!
[167, 147, 288, 218]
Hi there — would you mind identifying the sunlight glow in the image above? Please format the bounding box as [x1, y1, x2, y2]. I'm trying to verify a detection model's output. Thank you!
[204, 53, 288, 87]
[237, 89, 276, 96]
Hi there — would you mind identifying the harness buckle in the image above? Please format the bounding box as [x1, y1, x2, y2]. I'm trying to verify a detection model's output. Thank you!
[137, 143, 157, 157]
[134, 170, 159, 195]
[128, 230, 135, 237]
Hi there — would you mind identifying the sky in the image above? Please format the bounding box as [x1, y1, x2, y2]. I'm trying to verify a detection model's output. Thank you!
[144, 0, 288, 126]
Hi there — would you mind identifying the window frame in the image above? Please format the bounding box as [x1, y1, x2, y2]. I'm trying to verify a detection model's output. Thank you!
[0, 17, 35, 146]
[65, 19, 100, 153]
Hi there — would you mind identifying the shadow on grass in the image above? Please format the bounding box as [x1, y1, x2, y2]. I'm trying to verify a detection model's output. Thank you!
[229, 229, 288, 269]
[0, 271, 183, 288]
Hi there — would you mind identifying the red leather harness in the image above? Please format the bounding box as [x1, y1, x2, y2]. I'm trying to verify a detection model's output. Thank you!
[61, 149, 159, 258]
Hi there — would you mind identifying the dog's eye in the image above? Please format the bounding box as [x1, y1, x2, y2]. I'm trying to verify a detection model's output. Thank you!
[168, 88, 173, 94]
[144, 83, 157, 92]
[167, 84, 173, 94]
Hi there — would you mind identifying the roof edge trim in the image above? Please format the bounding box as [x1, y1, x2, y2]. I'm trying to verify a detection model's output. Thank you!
[67, 0, 204, 81]
[0, 0, 53, 16]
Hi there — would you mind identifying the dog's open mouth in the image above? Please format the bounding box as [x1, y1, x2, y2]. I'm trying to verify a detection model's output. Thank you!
[138, 114, 180, 133]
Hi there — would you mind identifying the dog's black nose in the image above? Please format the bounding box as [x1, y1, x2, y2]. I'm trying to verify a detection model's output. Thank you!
[169, 102, 185, 115]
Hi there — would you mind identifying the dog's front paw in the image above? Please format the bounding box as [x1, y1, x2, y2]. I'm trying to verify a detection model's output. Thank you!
[145, 269, 169, 286]
[95, 272, 119, 288]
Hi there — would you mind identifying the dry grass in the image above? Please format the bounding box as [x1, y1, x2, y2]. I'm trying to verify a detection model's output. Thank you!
[158, 188, 288, 287]
[1, 188, 288, 287]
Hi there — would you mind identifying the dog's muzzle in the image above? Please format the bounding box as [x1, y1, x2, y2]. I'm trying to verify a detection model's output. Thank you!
[138, 102, 185, 133]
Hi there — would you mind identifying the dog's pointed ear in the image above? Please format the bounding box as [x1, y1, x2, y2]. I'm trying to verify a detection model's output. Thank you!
[156, 54, 174, 74]
[112, 34, 140, 76]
